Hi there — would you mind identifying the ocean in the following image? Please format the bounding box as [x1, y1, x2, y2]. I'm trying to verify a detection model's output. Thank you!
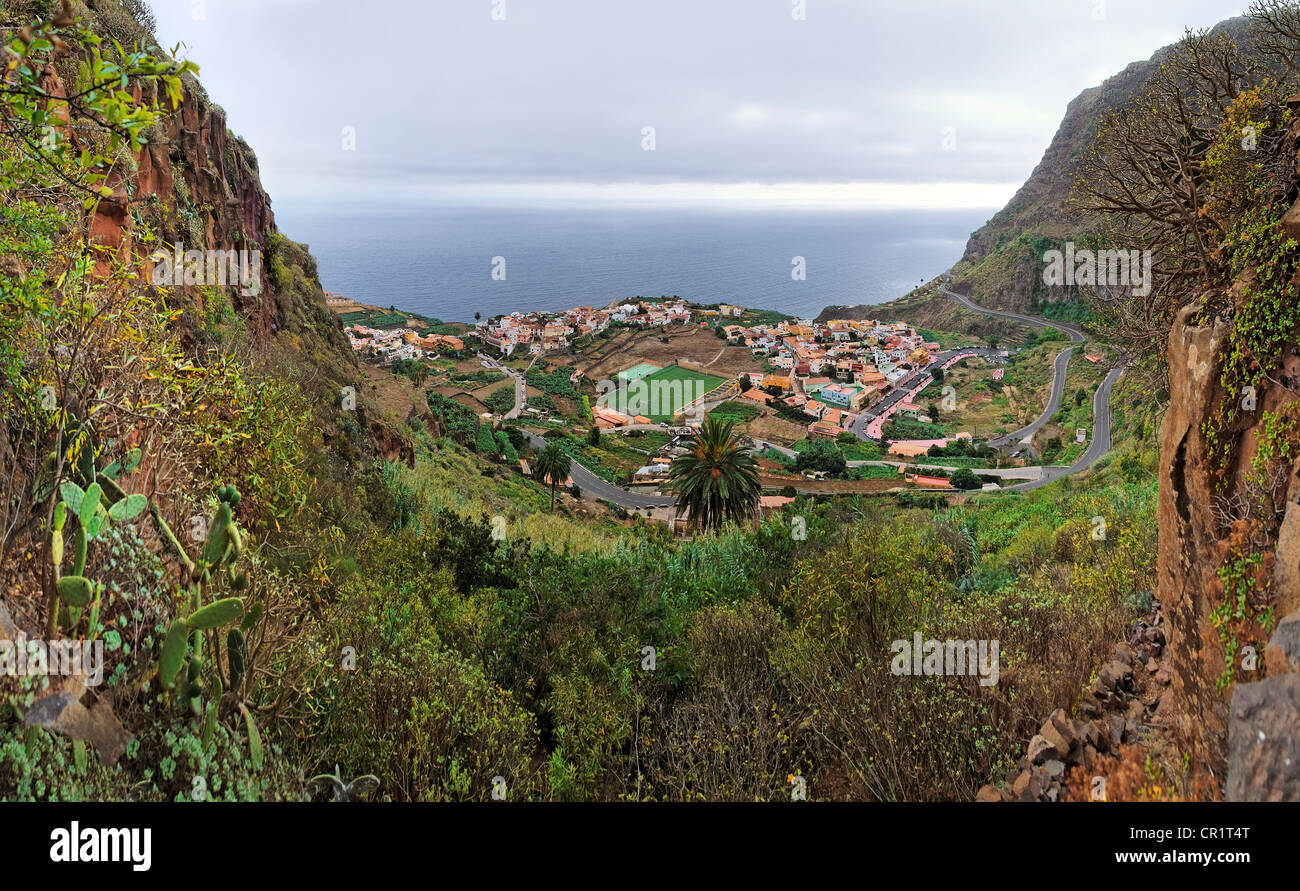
[273, 204, 990, 323]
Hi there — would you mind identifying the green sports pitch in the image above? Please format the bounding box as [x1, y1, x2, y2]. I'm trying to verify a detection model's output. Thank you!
[602, 365, 728, 423]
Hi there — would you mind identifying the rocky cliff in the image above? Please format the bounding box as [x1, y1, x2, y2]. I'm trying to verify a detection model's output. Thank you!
[854, 18, 1254, 333]
[45, 0, 410, 465]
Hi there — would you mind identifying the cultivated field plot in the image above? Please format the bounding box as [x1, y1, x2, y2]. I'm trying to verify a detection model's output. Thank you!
[603, 364, 727, 422]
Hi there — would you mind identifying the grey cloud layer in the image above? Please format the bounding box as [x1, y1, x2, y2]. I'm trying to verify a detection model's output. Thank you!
[150, 0, 1249, 202]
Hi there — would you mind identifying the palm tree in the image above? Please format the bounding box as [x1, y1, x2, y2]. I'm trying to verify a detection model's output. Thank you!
[668, 416, 761, 533]
[536, 442, 572, 512]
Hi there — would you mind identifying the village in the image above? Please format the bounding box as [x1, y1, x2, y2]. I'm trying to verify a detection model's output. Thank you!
[325, 292, 1032, 501]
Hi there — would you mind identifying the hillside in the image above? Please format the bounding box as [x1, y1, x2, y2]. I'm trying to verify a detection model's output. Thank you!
[1, 0, 1297, 808]
[827, 17, 1258, 335]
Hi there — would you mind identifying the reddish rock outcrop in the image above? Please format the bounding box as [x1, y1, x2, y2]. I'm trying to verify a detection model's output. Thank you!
[1154, 305, 1233, 777]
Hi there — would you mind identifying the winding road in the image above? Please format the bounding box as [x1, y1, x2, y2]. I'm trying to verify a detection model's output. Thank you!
[939, 283, 1124, 492]
[941, 284, 1085, 450]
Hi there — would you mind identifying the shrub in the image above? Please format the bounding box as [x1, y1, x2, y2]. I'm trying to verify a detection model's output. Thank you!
[795, 439, 847, 476]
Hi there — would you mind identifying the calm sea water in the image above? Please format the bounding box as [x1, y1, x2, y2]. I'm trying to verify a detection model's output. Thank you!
[273, 204, 989, 323]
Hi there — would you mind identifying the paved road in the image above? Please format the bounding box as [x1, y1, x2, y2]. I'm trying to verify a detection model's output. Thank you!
[849, 460, 1044, 481]
[1001, 363, 1123, 492]
[748, 441, 1046, 481]
[521, 431, 676, 510]
[846, 346, 1003, 440]
[988, 344, 1076, 450]
[941, 285, 1085, 344]
[938, 284, 1125, 491]
[940, 284, 1085, 450]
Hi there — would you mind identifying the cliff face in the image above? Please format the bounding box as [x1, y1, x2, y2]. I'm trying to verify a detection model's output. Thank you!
[1156, 307, 1234, 773]
[1159, 307, 1300, 787]
[950, 20, 1254, 315]
[858, 18, 1252, 333]
[70, 62, 300, 346]
[48, 2, 412, 467]
[1155, 107, 1300, 789]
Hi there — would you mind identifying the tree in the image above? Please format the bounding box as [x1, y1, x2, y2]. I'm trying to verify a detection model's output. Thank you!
[1076, 22, 1287, 368]
[497, 431, 519, 463]
[476, 425, 498, 457]
[536, 443, 572, 513]
[795, 439, 847, 476]
[950, 468, 981, 490]
[667, 416, 761, 533]
[587, 426, 601, 447]
[1251, 0, 1300, 77]
[1075, 388, 1087, 407]
[738, 375, 752, 393]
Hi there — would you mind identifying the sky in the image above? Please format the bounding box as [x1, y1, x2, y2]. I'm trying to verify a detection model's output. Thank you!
[146, 0, 1252, 210]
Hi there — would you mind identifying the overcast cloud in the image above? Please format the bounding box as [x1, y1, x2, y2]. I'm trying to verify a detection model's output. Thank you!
[148, 0, 1251, 208]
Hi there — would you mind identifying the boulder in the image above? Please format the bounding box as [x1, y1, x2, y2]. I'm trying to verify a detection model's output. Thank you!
[1272, 505, 1300, 616]
[1039, 714, 1073, 760]
[1078, 719, 1104, 751]
[1109, 714, 1125, 750]
[1264, 610, 1300, 675]
[1099, 660, 1134, 693]
[1027, 734, 1059, 765]
[1226, 674, 1300, 801]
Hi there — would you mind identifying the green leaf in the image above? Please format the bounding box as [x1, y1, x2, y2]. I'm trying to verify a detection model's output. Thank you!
[201, 503, 232, 569]
[187, 597, 244, 630]
[107, 493, 147, 522]
[202, 677, 221, 752]
[240, 704, 262, 770]
[56, 575, 93, 607]
[59, 481, 85, 517]
[158, 618, 188, 690]
[79, 482, 102, 528]
[102, 448, 141, 480]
